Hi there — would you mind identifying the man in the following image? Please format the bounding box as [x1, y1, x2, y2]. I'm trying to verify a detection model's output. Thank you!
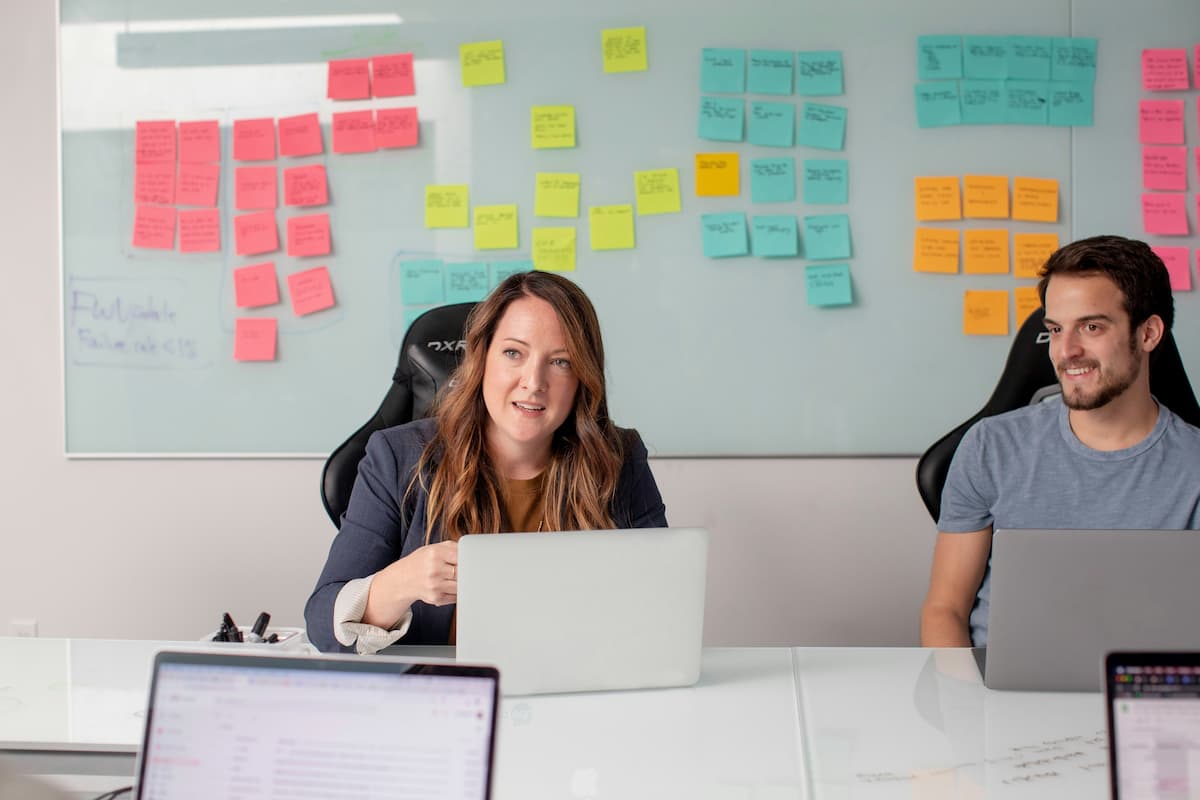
[921, 235, 1200, 647]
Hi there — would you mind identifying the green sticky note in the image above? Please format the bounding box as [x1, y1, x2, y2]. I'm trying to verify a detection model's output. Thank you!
[1007, 36, 1052, 80]
[960, 80, 1006, 125]
[805, 263, 853, 307]
[751, 215, 799, 257]
[798, 103, 846, 150]
[914, 82, 961, 128]
[963, 36, 1008, 80]
[1048, 81, 1093, 127]
[444, 262, 490, 303]
[796, 51, 843, 95]
[701, 48, 745, 93]
[473, 204, 519, 250]
[1052, 37, 1097, 82]
[748, 101, 794, 147]
[701, 213, 749, 258]
[802, 159, 848, 204]
[460, 40, 506, 87]
[1005, 80, 1049, 125]
[917, 36, 963, 80]
[489, 260, 533, 289]
[747, 49, 794, 95]
[750, 157, 795, 203]
[803, 214, 851, 260]
[400, 259, 444, 305]
[534, 173, 581, 218]
[698, 96, 745, 142]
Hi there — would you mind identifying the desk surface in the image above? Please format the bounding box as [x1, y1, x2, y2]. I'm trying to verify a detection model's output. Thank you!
[0, 639, 1108, 798]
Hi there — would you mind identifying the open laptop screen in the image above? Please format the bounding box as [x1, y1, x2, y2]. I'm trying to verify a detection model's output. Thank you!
[135, 651, 498, 800]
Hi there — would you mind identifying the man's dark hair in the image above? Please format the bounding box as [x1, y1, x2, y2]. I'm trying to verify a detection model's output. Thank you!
[1037, 235, 1175, 333]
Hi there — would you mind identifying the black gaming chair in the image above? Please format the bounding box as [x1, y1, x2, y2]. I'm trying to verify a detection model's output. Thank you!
[916, 306, 1200, 523]
[320, 303, 476, 527]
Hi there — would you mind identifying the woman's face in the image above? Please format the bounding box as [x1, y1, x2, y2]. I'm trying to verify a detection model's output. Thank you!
[482, 295, 580, 470]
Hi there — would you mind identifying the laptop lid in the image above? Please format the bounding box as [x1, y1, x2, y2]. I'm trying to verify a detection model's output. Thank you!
[985, 529, 1200, 692]
[1106, 651, 1200, 799]
[133, 650, 499, 799]
[456, 527, 709, 695]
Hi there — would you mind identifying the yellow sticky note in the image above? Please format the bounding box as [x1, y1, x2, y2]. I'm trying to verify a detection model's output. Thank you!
[425, 184, 469, 228]
[1014, 285, 1042, 327]
[914, 176, 961, 221]
[534, 173, 581, 218]
[913, 227, 960, 273]
[474, 204, 519, 250]
[695, 153, 739, 197]
[1013, 232, 1060, 278]
[1012, 176, 1059, 222]
[963, 229, 1010, 274]
[963, 175, 1009, 219]
[963, 290, 1010, 336]
[635, 168, 681, 215]
[460, 40, 506, 87]
[589, 204, 635, 250]
[531, 106, 576, 149]
[602, 26, 648, 73]
[532, 227, 576, 271]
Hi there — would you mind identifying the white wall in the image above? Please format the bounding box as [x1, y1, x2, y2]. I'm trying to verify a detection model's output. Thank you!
[0, 0, 937, 646]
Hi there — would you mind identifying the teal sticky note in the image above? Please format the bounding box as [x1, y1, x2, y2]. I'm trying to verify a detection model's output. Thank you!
[1007, 36, 1052, 80]
[444, 261, 489, 303]
[701, 48, 745, 93]
[1052, 37, 1097, 82]
[698, 96, 744, 142]
[701, 213, 749, 258]
[400, 259, 445, 305]
[798, 102, 846, 150]
[748, 101, 794, 147]
[751, 215, 799, 257]
[960, 80, 1006, 125]
[1048, 81, 1094, 127]
[750, 157, 796, 203]
[914, 82, 961, 128]
[963, 36, 1008, 79]
[917, 36, 963, 80]
[747, 49, 794, 95]
[1005, 80, 1049, 125]
[805, 263, 853, 307]
[489, 259, 533, 289]
[796, 51, 844, 95]
[802, 159, 848, 204]
[803, 214, 851, 260]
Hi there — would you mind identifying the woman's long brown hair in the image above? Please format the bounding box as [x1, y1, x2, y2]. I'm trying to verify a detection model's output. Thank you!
[410, 272, 624, 542]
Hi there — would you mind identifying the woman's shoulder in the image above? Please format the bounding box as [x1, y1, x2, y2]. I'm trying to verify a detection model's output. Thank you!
[615, 426, 649, 461]
[367, 417, 439, 462]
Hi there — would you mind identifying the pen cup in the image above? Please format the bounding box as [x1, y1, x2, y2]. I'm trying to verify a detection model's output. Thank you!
[200, 626, 312, 652]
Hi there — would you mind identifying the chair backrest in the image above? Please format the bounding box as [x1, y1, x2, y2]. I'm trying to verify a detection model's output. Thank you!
[320, 303, 476, 527]
[915, 306, 1200, 522]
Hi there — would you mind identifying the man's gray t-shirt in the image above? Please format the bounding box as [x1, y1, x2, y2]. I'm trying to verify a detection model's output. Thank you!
[938, 399, 1200, 645]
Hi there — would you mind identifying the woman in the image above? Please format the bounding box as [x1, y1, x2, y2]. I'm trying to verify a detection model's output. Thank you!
[305, 271, 668, 652]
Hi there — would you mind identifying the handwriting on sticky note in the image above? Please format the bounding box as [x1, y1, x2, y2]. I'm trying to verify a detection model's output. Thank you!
[234, 318, 276, 362]
[750, 157, 796, 203]
[1151, 246, 1192, 291]
[963, 175, 1009, 218]
[634, 169, 680, 215]
[327, 58, 370, 100]
[235, 166, 278, 211]
[176, 163, 219, 207]
[234, 262, 279, 308]
[474, 204, 519, 250]
[748, 101, 793, 147]
[1140, 100, 1185, 145]
[178, 120, 219, 163]
[602, 26, 647, 73]
[1013, 232, 1059, 278]
[288, 266, 336, 316]
[278, 113, 323, 158]
[913, 228, 959, 273]
[287, 213, 331, 257]
[376, 107, 419, 148]
[918, 36, 963, 80]
[134, 162, 175, 206]
[489, 260, 532, 290]
[1012, 177, 1058, 222]
[803, 214, 851, 260]
[1142, 193, 1189, 236]
[445, 262, 490, 303]
[963, 229, 1009, 274]
[695, 153, 739, 196]
[698, 96, 745, 142]
[796, 51, 844, 96]
[1142, 49, 1189, 92]
[747, 49, 793, 95]
[284, 165, 328, 207]
[1142, 146, 1188, 191]
[1014, 286, 1041, 326]
[461, 40, 505, 87]
[532, 227, 576, 271]
[701, 213, 749, 258]
[589, 205, 635, 250]
[531, 106, 576, 149]
[179, 209, 220, 253]
[372, 53, 415, 97]
[136, 120, 175, 164]
[535, 172, 581, 218]
[132, 205, 176, 250]
[234, 211, 278, 256]
[963, 290, 1009, 336]
[803, 160, 848, 205]
[750, 215, 798, 258]
[798, 102, 846, 151]
[805, 263, 853, 307]
[332, 110, 376, 154]
[233, 118, 276, 162]
[425, 185, 470, 228]
[701, 48, 745, 93]
[914, 177, 961, 221]
[400, 260, 445, 305]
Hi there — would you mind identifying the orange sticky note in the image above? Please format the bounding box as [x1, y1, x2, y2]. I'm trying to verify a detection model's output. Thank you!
[1013, 232, 1059, 278]
[135, 120, 175, 165]
[376, 107, 419, 148]
[914, 177, 961, 221]
[233, 262, 280, 308]
[327, 58, 370, 100]
[332, 111, 376, 154]
[235, 166, 278, 211]
[963, 290, 1009, 336]
[234, 211, 278, 256]
[963, 229, 1009, 274]
[132, 205, 176, 250]
[179, 209, 220, 253]
[287, 213, 331, 257]
[178, 120, 219, 163]
[283, 165, 328, 207]
[288, 266, 336, 316]
[913, 227, 959, 273]
[175, 163, 219, 207]
[1014, 286, 1042, 327]
[134, 161, 175, 206]
[278, 113, 324, 158]
[233, 118, 276, 161]
[695, 152, 740, 196]
[1012, 177, 1059, 222]
[234, 318, 277, 362]
[962, 175, 1009, 218]
[372, 53, 415, 97]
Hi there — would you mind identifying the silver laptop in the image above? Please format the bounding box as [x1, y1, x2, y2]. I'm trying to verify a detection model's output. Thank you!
[456, 527, 709, 695]
[982, 529, 1200, 691]
[133, 650, 499, 799]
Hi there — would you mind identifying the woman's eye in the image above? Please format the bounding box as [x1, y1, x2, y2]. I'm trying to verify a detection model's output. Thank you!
[552, 358, 572, 369]
[503, 348, 520, 359]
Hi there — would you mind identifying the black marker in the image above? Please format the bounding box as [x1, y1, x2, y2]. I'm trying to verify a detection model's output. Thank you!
[223, 612, 243, 642]
[248, 612, 271, 643]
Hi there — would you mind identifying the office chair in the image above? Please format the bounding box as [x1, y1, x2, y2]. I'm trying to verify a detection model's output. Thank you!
[321, 303, 476, 527]
[916, 306, 1200, 523]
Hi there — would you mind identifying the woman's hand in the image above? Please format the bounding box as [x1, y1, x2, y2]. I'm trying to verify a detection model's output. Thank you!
[363, 540, 459, 628]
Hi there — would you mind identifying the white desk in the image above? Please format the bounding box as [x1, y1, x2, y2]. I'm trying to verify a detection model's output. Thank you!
[0, 639, 1108, 798]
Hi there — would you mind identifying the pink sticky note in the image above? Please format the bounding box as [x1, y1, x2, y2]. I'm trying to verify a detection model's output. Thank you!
[135, 120, 175, 165]
[332, 111, 376, 154]
[234, 318, 277, 362]
[233, 118, 277, 161]
[372, 53, 415, 97]
[1196, 45, 1200, 91]
[376, 107, 419, 148]
[278, 113, 324, 158]
[287, 266, 336, 316]
[1151, 246, 1192, 291]
[1139, 100, 1185, 144]
[134, 161, 175, 205]
[327, 58, 371, 100]
[1142, 146, 1188, 191]
[234, 211, 279, 256]
[1141, 49, 1190, 91]
[287, 213, 331, 257]
[132, 205, 177, 250]
[1142, 193, 1189, 236]
[235, 166, 278, 210]
[233, 262, 280, 308]
[179, 209, 221, 253]
[283, 165, 328, 207]
[176, 162, 220, 207]
[179, 120, 220, 163]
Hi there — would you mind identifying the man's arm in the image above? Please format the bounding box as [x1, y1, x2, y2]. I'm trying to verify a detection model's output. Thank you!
[920, 527, 993, 647]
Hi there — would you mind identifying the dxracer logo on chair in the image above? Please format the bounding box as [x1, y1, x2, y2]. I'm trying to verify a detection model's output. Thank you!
[425, 339, 466, 352]
[1036, 332, 1050, 344]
